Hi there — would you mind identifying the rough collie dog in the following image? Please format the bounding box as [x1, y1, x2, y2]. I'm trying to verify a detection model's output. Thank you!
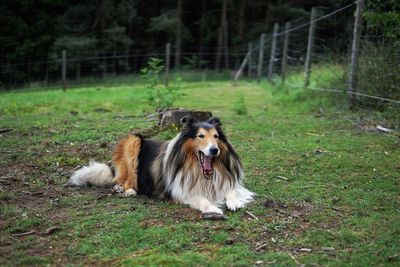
[68, 117, 254, 215]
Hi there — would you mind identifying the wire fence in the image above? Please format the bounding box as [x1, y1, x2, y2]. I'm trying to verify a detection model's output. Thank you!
[1, 0, 399, 109]
[234, 0, 400, 107]
[0, 45, 250, 89]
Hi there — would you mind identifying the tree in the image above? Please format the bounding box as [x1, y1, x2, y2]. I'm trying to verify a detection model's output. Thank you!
[175, 0, 183, 68]
[215, 0, 229, 71]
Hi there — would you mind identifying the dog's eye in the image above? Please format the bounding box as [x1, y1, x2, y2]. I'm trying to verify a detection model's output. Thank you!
[214, 134, 219, 139]
[198, 134, 205, 139]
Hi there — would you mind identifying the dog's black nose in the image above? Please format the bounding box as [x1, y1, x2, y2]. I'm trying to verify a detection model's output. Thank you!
[210, 147, 220, 156]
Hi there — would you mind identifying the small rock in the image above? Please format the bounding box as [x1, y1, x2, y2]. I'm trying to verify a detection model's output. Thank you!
[43, 226, 61, 235]
[202, 212, 227, 220]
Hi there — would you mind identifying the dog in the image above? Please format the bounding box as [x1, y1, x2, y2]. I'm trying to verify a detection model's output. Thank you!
[68, 116, 254, 215]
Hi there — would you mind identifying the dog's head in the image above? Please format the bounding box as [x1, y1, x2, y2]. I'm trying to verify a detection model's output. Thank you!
[180, 116, 224, 179]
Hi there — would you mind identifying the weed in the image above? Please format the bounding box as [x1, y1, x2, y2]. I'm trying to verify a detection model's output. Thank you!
[232, 93, 248, 115]
[141, 57, 183, 111]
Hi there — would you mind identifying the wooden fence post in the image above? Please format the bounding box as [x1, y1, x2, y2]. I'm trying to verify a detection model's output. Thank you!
[233, 50, 250, 85]
[268, 23, 279, 81]
[348, 0, 365, 106]
[247, 42, 252, 78]
[304, 7, 317, 87]
[165, 42, 171, 86]
[257, 33, 266, 82]
[281, 22, 291, 82]
[62, 50, 67, 91]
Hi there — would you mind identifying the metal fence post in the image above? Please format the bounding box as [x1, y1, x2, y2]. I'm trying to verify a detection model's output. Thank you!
[281, 22, 291, 82]
[348, 0, 365, 106]
[304, 7, 317, 87]
[268, 23, 279, 81]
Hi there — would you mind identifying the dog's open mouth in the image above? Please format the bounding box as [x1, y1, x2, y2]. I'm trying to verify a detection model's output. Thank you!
[199, 151, 213, 179]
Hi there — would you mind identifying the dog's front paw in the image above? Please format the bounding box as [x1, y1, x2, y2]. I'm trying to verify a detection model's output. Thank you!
[112, 184, 124, 194]
[124, 189, 137, 197]
[226, 198, 245, 211]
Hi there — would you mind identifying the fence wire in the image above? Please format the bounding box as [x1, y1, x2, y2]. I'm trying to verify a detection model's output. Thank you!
[234, 0, 400, 106]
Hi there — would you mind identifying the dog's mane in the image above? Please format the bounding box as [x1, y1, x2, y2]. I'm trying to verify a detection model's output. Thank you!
[161, 117, 244, 202]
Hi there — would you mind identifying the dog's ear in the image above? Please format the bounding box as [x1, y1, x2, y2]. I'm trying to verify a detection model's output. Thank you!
[180, 116, 196, 126]
[207, 117, 222, 127]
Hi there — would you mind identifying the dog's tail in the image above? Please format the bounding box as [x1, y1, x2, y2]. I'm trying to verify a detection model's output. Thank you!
[68, 161, 114, 187]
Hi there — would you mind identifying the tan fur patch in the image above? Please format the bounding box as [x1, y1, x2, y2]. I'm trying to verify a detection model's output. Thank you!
[191, 128, 219, 153]
[112, 134, 141, 191]
[180, 127, 221, 190]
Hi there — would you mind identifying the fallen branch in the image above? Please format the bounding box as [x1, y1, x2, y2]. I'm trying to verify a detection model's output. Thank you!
[376, 125, 392, 133]
[320, 247, 336, 252]
[12, 230, 36, 237]
[0, 128, 13, 134]
[254, 243, 268, 251]
[245, 211, 259, 220]
[276, 176, 289, 181]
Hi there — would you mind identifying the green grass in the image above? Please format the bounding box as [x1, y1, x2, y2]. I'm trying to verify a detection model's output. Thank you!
[0, 65, 399, 266]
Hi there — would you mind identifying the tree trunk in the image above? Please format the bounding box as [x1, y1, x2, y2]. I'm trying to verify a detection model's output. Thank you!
[238, 0, 246, 42]
[44, 62, 48, 86]
[214, 26, 223, 71]
[112, 49, 117, 76]
[199, 0, 206, 67]
[175, 0, 183, 69]
[125, 4, 134, 72]
[223, 15, 229, 69]
[215, 0, 228, 71]
[76, 61, 80, 81]
[96, 0, 107, 77]
[236, 0, 246, 71]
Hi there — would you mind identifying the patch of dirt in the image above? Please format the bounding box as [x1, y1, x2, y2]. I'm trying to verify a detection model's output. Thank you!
[236, 198, 333, 254]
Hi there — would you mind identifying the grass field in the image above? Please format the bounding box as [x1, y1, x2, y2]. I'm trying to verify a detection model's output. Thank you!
[1, 67, 399, 266]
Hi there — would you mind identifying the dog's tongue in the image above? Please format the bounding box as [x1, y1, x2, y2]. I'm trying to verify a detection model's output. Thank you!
[203, 155, 212, 174]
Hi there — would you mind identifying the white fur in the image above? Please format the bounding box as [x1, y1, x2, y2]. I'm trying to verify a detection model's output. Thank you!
[69, 161, 113, 187]
[226, 184, 255, 211]
[163, 134, 180, 187]
[124, 189, 137, 197]
[187, 196, 223, 214]
[164, 140, 254, 213]
[202, 143, 219, 157]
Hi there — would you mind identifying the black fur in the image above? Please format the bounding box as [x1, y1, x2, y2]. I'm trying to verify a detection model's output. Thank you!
[208, 117, 242, 186]
[137, 139, 163, 196]
[136, 117, 242, 197]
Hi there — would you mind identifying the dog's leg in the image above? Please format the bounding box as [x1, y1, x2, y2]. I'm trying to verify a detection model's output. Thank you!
[226, 184, 255, 211]
[112, 135, 141, 197]
[186, 196, 223, 214]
